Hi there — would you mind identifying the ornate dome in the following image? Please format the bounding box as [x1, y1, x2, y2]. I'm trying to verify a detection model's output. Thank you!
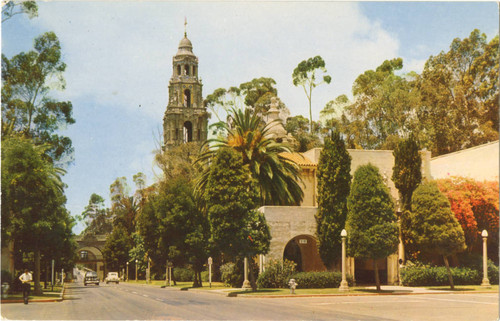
[176, 36, 195, 57]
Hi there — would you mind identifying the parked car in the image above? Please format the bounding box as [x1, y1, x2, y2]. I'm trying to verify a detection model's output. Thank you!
[84, 271, 99, 286]
[105, 272, 120, 284]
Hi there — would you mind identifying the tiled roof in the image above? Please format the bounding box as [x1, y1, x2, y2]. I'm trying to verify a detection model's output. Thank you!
[280, 152, 316, 167]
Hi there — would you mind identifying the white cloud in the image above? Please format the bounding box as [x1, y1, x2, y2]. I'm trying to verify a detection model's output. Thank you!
[36, 2, 400, 122]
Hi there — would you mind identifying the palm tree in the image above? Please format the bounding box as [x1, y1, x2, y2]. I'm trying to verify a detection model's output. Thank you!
[196, 107, 304, 206]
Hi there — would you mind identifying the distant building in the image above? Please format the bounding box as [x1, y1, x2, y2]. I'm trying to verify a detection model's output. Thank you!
[75, 234, 107, 281]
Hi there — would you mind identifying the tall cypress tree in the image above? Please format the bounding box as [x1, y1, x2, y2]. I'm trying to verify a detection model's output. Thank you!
[316, 130, 351, 269]
[346, 164, 398, 291]
[392, 135, 422, 211]
[204, 147, 259, 259]
[409, 181, 466, 289]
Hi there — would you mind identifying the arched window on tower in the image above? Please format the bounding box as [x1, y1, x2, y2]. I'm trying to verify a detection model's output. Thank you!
[177, 65, 181, 76]
[184, 89, 191, 107]
[193, 66, 197, 77]
[184, 65, 190, 76]
[183, 121, 193, 143]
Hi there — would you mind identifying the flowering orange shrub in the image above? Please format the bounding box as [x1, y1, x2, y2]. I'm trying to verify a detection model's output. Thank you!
[436, 177, 499, 258]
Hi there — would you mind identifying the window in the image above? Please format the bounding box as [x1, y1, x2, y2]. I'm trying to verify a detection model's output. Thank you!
[184, 89, 191, 107]
[184, 65, 190, 76]
[177, 65, 181, 76]
[80, 251, 88, 260]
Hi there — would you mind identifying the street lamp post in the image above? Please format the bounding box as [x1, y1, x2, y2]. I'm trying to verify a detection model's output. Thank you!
[135, 259, 138, 282]
[481, 230, 491, 287]
[339, 229, 349, 292]
[126, 262, 129, 282]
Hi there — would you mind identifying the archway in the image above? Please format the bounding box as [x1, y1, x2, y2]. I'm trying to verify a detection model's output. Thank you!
[283, 235, 326, 272]
[183, 121, 193, 143]
[76, 246, 105, 280]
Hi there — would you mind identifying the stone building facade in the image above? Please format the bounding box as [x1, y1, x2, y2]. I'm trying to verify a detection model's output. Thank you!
[163, 31, 209, 150]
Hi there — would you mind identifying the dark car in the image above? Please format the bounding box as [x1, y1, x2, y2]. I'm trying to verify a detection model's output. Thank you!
[84, 271, 99, 286]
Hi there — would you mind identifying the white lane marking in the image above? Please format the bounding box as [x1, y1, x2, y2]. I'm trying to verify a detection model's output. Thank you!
[156, 298, 164, 302]
[420, 297, 497, 305]
[143, 294, 149, 297]
[132, 291, 137, 294]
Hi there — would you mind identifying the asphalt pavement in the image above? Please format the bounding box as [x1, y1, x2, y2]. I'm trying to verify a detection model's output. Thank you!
[1, 281, 498, 320]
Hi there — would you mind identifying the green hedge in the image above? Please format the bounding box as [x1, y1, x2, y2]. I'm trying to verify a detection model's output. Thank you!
[400, 262, 499, 286]
[290, 271, 354, 288]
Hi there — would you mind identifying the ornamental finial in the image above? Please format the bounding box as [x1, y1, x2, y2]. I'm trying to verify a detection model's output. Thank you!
[184, 17, 187, 37]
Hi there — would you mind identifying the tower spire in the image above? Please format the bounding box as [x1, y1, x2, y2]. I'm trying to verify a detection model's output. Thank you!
[184, 17, 187, 37]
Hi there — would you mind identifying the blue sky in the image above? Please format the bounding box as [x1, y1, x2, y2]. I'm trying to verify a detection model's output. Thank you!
[2, 1, 498, 234]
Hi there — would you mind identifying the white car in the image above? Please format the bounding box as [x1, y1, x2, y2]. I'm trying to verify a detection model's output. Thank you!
[105, 272, 120, 284]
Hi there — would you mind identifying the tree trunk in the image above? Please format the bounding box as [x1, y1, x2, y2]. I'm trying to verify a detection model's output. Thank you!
[34, 248, 43, 295]
[374, 260, 381, 292]
[443, 255, 454, 290]
[198, 271, 203, 288]
[192, 270, 200, 288]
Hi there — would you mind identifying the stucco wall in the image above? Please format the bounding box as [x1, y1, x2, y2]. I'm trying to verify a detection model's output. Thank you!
[302, 148, 432, 202]
[259, 206, 317, 262]
[431, 141, 499, 181]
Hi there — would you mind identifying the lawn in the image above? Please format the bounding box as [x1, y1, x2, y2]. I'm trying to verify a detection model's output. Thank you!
[3, 284, 63, 301]
[424, 285, 498, 292]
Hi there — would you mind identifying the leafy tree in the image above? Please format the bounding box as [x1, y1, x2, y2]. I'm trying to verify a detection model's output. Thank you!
[319, 94, 351, 133]
[436, 177, 499, 262]
[292, 56, 332, 133]
[203, 148, 259, 258]
[128, 232, 147, 277]
[109, 177, 138, 235]
[154, 177, 209, 287]
[408, 181, 466, 289]
[285, 115, 322, 152]
[315, 130, 351, 269]
[346, 164, 398, 291]
[197, 107, 303, 206]
[2, 32, 75, 163]
[102, 225, 133, 272]
[80, 193, 112, 235]
[340, 58, 419, 150]
[1, 136, 70, 294]
[239, 77, 278, 113]
[203, 148, 270, 289]
[417, 30, 498, 156]
[392, 135, 422, 211]
[2, 0, 38, 23]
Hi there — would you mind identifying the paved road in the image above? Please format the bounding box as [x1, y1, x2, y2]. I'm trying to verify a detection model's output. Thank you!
[2, 282, 498, 320]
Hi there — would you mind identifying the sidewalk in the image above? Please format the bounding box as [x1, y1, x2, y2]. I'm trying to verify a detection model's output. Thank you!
[1, 284, 66, 304]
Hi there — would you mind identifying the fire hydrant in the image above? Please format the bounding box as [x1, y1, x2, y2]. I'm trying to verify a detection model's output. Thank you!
[288, 279, 298, 294]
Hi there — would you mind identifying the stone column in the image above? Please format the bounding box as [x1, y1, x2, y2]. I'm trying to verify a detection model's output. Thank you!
[339, 229, 349, 291]
[481, 230, 491, 287]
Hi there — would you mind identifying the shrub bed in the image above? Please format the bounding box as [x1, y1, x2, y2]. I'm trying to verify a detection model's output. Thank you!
[256, 259, 296, 288]
[173, 268, 194, 282]
[400, 264, 487, 286]
[290, 271, 354, 288]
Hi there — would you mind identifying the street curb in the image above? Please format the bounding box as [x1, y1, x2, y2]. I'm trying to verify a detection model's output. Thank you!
[232, 290, 499, 298]
[1, 284, 65, 304]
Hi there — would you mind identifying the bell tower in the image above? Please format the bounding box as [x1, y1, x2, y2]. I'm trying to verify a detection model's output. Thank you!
[163, 23, 208, 150]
